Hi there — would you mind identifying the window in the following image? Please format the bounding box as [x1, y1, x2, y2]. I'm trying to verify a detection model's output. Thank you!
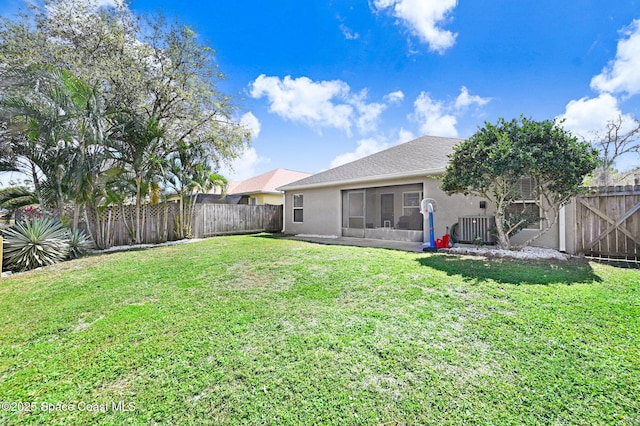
[249, 196, 259, 205]
[402, 192, 422, 217]
[293, 194, 303, 222]
[506, 177, 541, 229]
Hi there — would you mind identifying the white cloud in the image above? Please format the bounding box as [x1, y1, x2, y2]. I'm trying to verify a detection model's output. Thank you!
[329, 128, 416, 168]
[219, 147, 271, 181]
[351, 90, 387, 133]
[408, 87, 489, 137]
[411, 92, 458, 137]
[239, 112, 261, 139]
[340, 24, 360, 40]
[95, 0, 124, 7]
[46, 0, 126, 16]
[591, 19, 640, 96]
[558, 93, 634, 139]
[454, 86, 491, 110]
[250, 74, 396, 135]
[250, 74, 353, 133]
[396, 127, 416, 144]
[384, 90, 405, 104]
[373, 0, 458, 54]
[330, 138, 391, 168]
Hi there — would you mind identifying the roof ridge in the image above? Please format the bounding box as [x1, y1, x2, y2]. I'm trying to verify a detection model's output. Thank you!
[278, 135, 464, 191]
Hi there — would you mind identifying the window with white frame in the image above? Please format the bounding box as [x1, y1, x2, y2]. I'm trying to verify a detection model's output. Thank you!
[506, 177, 541, 229]
[402, 192, 422, 217]
[293, 194, 304, 222]
[249, 196, 259, 205]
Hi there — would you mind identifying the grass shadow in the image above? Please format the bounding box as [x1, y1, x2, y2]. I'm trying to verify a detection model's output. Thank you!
[248, 232, 286, 240]
[418, 254, 602, 285]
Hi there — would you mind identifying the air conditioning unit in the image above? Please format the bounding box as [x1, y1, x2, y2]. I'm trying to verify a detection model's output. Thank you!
[459, 215, 497, 244]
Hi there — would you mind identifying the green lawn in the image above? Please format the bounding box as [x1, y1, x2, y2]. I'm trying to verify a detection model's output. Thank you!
[0, 234, 639, 425]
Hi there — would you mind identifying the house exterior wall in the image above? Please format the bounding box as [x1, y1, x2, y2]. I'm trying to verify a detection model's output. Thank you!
[282, 175, 565, 252]
[254, 193, 284, 205]
[283, 187, 342, 236]
[282, 176, 490, 241]
[238, 193, 285, 205]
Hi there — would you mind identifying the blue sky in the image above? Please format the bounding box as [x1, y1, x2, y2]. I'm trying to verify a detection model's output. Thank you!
[2, 0, 640, 182]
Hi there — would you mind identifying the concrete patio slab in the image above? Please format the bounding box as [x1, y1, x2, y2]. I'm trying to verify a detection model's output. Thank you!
[287, 235, 428, 253]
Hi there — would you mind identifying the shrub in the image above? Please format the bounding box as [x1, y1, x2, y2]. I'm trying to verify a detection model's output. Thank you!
[2, 217, 70, 271]
[66, 228, 93, 259]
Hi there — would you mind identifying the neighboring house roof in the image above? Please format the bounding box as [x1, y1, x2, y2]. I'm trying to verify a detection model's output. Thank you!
[228, 168, 312, 195]
[278, 135, 463, 191]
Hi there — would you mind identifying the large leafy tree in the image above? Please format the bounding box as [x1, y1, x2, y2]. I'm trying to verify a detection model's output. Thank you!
[0, 0, 249, 162]
[441, 116, 599, 250]
[0, 0, 250, 244]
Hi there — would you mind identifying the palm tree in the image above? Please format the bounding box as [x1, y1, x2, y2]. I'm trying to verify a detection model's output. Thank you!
[165, 140, 227, 238]
[0, 186, 38, 222]
[0, 66, 107, 212]
[107, 110, 166, 243]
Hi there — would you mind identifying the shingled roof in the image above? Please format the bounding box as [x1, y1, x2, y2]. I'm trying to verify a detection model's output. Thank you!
[228, 168, 312, 195]
[278, 135, 462, 190]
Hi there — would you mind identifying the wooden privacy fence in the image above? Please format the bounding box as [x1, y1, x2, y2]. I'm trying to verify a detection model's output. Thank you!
[192, 204, 283, 237]
[575, 186, 640, 261]
[86, 203, 283, 247]
[85, 202, 180, 247]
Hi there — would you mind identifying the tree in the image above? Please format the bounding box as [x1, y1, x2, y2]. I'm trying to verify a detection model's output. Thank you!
[441, 116, 599, 250]
[0, 186, 38, 221]
[0, 65, 111, 218]
[0, 0, 250, 245]
[108, 110, 165, 244]
[0, 0, 250, 170]
[165, 140, 227, 239]
[590, 115, 640, 186]
[0, 66, 81, 210]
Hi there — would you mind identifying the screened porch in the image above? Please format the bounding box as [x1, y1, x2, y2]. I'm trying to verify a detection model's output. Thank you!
[341, 183, 425, 242]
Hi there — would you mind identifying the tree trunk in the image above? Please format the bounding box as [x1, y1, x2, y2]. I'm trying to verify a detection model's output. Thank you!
[30, 161, 46, 211]
[493, 211, 511, 250]
[72, 203, 80, 230]
[135, 176, 142, 244]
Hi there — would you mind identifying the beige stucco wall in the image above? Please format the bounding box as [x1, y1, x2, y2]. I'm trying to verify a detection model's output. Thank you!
[282, 176, 488, 240]
[283, 176, 565, 251]
[283, 187, 342, 236]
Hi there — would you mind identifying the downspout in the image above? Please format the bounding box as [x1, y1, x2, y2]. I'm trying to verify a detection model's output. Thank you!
[559, 205, 566, 252]
[281, 191, 287, 234]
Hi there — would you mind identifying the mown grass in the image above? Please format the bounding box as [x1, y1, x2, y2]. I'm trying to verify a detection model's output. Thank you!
[0, 234, 638, 425]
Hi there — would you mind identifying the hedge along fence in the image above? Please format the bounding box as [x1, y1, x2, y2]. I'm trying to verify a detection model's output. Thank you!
[84, 202, 284, 248]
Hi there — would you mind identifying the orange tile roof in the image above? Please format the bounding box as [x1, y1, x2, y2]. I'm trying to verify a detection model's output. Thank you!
[228, 169, 312, 195]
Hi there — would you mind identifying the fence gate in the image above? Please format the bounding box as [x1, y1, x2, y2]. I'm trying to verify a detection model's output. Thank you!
[575, 186, 640, 261]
